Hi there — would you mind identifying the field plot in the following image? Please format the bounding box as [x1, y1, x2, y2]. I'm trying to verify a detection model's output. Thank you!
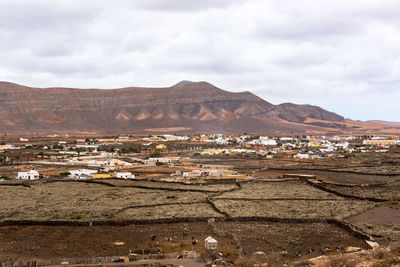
[212, 199, 377, 220]
[120, 203, 223, 220]
[0, 221, 368, 263]
[348, 203, 400, 240]
[214, 221, 368, 259]
[259, 169, 398, 184]
[215, 180, 340, 200]
[0, 182, 211, 221]
[0, 223, 235, 261]
[332, 166, 400, 176]
[322, 182, 400, 201]
[101, 179, 238, 192]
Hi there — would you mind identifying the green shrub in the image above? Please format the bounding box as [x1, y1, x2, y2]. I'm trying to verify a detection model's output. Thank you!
[70, 214, 84, 220]
[0, 175, 12, 180]
[59, 172, 71, 177]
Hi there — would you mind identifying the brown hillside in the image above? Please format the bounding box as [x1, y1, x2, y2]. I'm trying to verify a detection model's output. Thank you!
[0, 81, 396, 134]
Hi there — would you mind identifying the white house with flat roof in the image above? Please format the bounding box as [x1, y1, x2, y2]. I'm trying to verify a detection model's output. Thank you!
[17, 170, 39, 180]
[69, 169, 97, 179]
[116, 172, 135, 179]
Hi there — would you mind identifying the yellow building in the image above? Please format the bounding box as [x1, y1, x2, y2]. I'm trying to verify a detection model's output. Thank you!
[93, 173, 112, 179]
[156, 144, 167, 149]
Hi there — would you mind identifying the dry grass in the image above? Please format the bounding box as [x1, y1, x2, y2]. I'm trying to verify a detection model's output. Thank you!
[352, 224, 400, 240]
[325, 254, 359, 267]
[216, 180, 340, 200]
[314, 247, 400, 267]
[324, 183, 400, 201]
[234, 257, 255, 267]
[369, 247, 400, 267]
[372, 248, 392, 260]
[0, 181, 212, 221]
[119, 203, 223, 220]
[212, 199, 376, 220]
[104, 179, 238, 192]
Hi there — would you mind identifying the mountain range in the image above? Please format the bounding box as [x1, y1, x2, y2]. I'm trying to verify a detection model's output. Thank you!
[0, 81, 398, 135]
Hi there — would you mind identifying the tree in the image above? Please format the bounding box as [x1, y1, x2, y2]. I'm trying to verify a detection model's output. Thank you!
[53, 144, 64, 150]
[59, 172, 71, 177]
[0, 155, 5, 165]
[0, 175, 12, 180]
[75, 148, 85, 158]
[150, 151, 162, 158]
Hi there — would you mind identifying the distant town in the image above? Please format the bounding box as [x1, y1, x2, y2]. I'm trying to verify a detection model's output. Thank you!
[0, 133, 399, 182]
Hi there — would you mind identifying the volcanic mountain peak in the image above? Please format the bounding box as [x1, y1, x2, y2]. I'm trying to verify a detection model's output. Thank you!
[172, 80, 193, 87]
[0, 80, 394, 134]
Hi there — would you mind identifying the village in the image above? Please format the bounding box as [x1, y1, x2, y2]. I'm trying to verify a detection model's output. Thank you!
[1, 133, 400, 266]
[0, 133, 399, 182]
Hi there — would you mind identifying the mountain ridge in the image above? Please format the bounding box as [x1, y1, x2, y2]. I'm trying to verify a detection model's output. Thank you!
[0, 81, 396, 134]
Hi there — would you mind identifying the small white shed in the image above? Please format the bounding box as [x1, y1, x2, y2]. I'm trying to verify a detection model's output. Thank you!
[205, 236, 218, 251]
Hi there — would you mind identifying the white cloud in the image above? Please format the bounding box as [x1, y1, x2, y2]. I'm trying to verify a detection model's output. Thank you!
[0, 0, 399, 121]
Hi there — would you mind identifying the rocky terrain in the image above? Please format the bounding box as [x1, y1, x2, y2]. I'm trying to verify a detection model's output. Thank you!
[0, 80, 398, 134]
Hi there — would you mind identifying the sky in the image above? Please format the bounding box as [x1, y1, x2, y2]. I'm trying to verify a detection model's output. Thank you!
[0, 0, 399, 121]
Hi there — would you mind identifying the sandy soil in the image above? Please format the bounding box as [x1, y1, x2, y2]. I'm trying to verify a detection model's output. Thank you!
[215, 180, 340, 200]
[0, 221, 367, 264]
[322, 182, 400, 201]
[212, 199, 376, 220]
[348, 204, 400, 225]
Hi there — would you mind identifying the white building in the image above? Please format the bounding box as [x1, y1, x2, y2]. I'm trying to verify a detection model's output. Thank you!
[335, 141, 349, 149]
[248, 136, 277, 146]
[205, 236, 218, 251]
[280, 137, 293, 141]
[116, 172, 135, 179]
[17, 170, 39, 180]
[147, 157, 180, 163]
[0, 144, 19, 150]
[294, 153, 310, 159]
[69, 169, 97, 179]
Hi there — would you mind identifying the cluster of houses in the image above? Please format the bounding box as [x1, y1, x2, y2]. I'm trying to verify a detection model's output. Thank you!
[15, 169, 134, 180]
[195, 135, 400, 159]
[68, 169, 135, 179]
[2, 133, 399, 155]
[2, 134, 400, 182]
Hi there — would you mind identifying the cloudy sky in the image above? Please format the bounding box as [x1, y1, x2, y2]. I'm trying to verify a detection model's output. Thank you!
[0, 0, 399, 121]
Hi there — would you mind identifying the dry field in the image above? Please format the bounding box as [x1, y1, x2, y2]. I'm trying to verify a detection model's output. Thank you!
[0, 168, 397, 263]
[0, 221, 368, 264]
[0, 179, 379, 222]
[0, 181, 214, 221]
[347, 203, 400, 240]
[212, 199, 376, 220]
[102, 179, 238, 192]
[0, 223, 234, 261]
[215, 180, 340, 200]
[258, 169, 398, 184]
[322, 182, 400, 201]
[119, 203, 223, 220]
[213, 221, 368, 259]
